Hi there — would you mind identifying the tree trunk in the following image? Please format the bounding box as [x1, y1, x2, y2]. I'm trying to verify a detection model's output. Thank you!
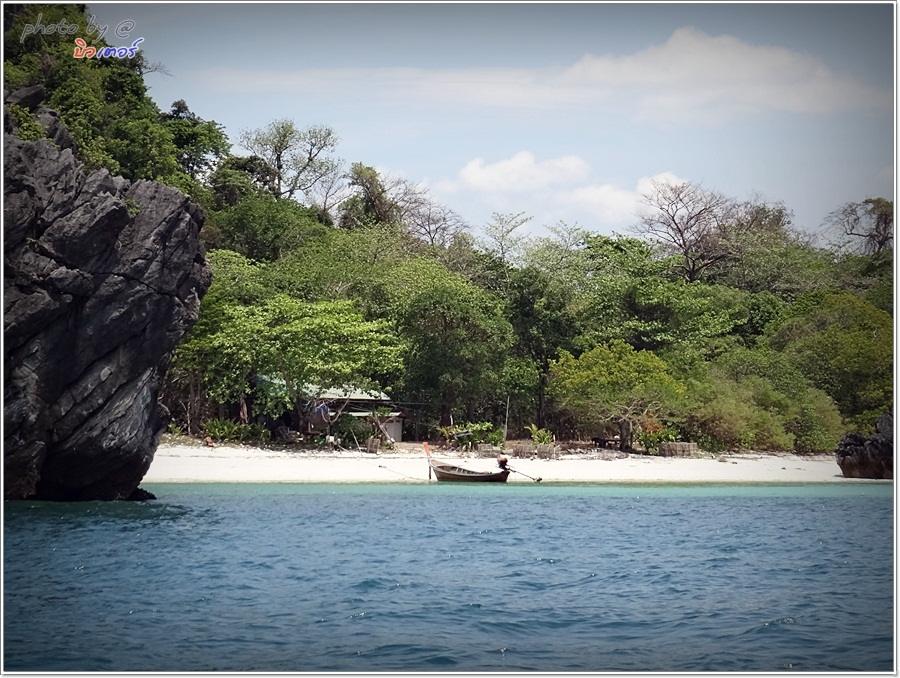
[439, 402, 451, 427]
[536, 372, 547, 428]
[619, 418, 633, 452]
[238, 396, 249, 424]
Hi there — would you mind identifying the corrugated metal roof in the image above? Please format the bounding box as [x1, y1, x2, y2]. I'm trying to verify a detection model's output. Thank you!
[310, 386, 391, 401]
[257, 376, 392, 401]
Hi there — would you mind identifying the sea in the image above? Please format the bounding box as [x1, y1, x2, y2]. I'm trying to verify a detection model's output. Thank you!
[4, 482, 894, 672]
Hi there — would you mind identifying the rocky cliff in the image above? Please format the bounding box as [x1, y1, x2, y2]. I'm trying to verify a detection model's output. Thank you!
[4, 98, 211, 500]
[835, 413, 893, 480]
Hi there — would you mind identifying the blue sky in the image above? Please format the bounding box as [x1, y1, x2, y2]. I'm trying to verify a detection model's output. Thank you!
[88, 3, 894, 238]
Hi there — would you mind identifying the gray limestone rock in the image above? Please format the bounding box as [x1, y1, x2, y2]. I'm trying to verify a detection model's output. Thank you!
[4, 124, 211, 500]
[835, 413, 893, 480]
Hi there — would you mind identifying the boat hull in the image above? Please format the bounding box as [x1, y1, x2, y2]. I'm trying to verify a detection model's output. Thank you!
[429, 460, 510, 482]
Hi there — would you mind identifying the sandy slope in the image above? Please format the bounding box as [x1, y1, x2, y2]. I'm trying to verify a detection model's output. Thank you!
[143, 443, 858, 484]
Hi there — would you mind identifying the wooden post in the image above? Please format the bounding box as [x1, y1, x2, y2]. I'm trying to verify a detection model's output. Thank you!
[503, 394, 510, 448]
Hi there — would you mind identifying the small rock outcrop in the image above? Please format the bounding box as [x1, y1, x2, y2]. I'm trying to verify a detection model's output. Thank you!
[835, 413, 893, 479]
[4, 98, 211, 500]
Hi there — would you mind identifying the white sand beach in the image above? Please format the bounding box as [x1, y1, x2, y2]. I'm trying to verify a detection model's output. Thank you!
[144, 441, 861, 484]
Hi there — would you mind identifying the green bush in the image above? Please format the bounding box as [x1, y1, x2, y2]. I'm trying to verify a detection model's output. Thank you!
[203, 418, 242, 441]
[679, 373, 795, 452]
[526, 423, 554, 444]
[748, 408, 795, 451]
[333, 415, 372, 445]
[242, 424, 272, 444]
[788, 389, 844, 454]
[637, 426, 678, 453]
[7, 104, 44, 141]
[202, 418, 271, 443]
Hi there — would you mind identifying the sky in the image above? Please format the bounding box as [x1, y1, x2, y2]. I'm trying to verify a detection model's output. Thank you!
[87, 2, 895, 238]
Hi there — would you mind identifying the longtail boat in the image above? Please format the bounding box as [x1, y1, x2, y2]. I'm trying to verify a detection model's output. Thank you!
[423, 442, 512, 482]
[428, 456, 510, 482]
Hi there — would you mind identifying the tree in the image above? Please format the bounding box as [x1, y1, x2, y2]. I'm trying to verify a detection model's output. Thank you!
[239, 119, 338, 200]
[165, 250, 272, 430]
[249, 296, 403, 418]
[173, 272, 403, 426]
[339, 162, 401, 228]
[266, 223, 416, 303]
[506, 267, 579, 427]
[208, 155, 279, 208]
[828, 198, 894, 255]
[549, 341, 684, 450]
[524, 222, 591, 284]
[304, 162, 351, 225]
[702, 199, 840, 298]
[483, 211, 531, 268]
[402, 194, 466, 249]
[708, 234, 837, 299]
[161, 99, 230, 179]
[105, 116, 181, 180]
[769, 292, 892, 431]
[440, 232, 510, 293]
[210, 194, 326, 261]
[383, 259, 514, 425]
[637, 180, 735, 282]
[337, 164, 466, 249]
[568, 235, 749, 355]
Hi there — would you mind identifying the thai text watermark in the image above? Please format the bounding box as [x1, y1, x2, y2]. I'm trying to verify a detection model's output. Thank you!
[73, 37, 144, 60]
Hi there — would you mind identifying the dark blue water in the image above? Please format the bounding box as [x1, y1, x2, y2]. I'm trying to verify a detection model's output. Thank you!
[4, 482, 893, 672]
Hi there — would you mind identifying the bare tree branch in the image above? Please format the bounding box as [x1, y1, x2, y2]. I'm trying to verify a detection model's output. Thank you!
[636, 180, 735, 282]
[240, 120, 339, 201]
[827, 198, 893, 255]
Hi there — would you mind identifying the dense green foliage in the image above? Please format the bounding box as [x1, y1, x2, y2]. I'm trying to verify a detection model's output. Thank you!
[550, 340, 685, 448]
[4, 5, 228, 199]
[6, 5, 892, 451]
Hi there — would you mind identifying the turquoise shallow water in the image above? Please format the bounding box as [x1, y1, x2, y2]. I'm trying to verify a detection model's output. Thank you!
[4, 482, 894, 671]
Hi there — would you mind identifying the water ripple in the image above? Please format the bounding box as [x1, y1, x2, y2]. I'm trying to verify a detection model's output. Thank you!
[4, 483, 892, 672]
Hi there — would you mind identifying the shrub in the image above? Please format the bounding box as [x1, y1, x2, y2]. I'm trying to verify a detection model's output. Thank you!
[202, 418, 271, 443]
[242, 424, 271, 444]
[680, 374, 794, 452]
[333, 415, 372, 445]
[526, 423, 554, 445]
[637, 425, 678, 453]
[788, 389, 844, 454]
[8, 104, 44, 141]
[203, 417, 242, 441]
[748, 408, 795, 451]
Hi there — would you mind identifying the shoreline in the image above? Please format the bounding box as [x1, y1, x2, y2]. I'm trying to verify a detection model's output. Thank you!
[143, 442, 873, 484]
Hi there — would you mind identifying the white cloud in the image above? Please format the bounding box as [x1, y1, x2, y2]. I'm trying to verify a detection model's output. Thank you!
[561, 172, 686, 227]
[458, 151, 590, 193]
[561, 27, 889, 122]
[635, 171, 685, 196]
[195, 27, 889, 123]
[435, 150, 686, 232]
